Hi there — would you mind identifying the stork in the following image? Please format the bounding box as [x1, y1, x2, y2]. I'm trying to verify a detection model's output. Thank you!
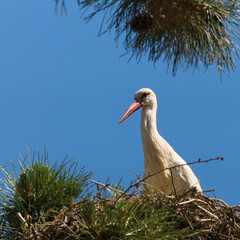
[119, 88, 202, 196]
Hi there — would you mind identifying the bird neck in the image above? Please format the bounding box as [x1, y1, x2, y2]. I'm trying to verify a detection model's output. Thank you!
[140, 106, 172, 172]
[140, 106, 158, 136]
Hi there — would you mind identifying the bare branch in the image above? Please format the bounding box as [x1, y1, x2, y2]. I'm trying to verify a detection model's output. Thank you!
[169, 168, 179, 201]
[91, 180, 124, 195]
[16, 212, 28, 227]
[143, 157, 224, 184]
[119, 157, 224, 197]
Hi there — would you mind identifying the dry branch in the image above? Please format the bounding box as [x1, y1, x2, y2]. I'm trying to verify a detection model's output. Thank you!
[117, 156, 224, 198]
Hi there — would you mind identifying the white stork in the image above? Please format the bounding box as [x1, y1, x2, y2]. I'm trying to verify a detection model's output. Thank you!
[119, 88, 202, 195]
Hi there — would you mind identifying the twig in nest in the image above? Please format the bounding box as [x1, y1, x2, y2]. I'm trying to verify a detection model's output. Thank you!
[91, 180, 125, 199]
[16, 212, 28, 227]
[177, 198, 207, 206]
[201, 189, 215, 194]
[195, 204, 219, 221]
[92, 181, 111, 200]
[130, 168, 141, 181]
[130, 169, 144, 195]
[170, 168, 179, 201]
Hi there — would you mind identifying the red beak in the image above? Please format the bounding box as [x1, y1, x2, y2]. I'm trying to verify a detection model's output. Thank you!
[119, 100, 142, 124]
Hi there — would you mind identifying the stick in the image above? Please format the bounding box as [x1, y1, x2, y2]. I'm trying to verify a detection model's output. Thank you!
[143, 157, 224, 183]
[91, 180, 124, 194]
[170, 168, 179, 201]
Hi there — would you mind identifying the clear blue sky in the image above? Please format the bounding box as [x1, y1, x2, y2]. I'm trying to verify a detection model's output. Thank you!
[0, 1, 239, 205]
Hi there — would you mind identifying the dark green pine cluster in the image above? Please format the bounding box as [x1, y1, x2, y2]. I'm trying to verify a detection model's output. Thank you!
[78, 0, 240, 75]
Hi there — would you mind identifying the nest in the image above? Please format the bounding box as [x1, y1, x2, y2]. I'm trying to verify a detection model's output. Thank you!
[14, 187, 240, 240]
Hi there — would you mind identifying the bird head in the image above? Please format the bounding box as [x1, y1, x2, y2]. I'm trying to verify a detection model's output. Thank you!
[119, 88, 157, 124]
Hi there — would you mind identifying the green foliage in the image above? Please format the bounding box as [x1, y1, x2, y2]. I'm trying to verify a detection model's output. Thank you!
[0, 147, 93, 239]
[59, 0, 240, 75]
[74, 197, 194, 239]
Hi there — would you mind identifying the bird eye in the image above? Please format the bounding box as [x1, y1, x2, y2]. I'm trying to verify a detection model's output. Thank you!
[141, 93, 149, 99]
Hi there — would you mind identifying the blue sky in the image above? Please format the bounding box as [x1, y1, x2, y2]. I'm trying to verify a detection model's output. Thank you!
[0, 0, 239, 205]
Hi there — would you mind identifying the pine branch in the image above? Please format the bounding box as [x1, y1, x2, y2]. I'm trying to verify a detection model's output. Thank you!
[77, 0, 240, 76]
